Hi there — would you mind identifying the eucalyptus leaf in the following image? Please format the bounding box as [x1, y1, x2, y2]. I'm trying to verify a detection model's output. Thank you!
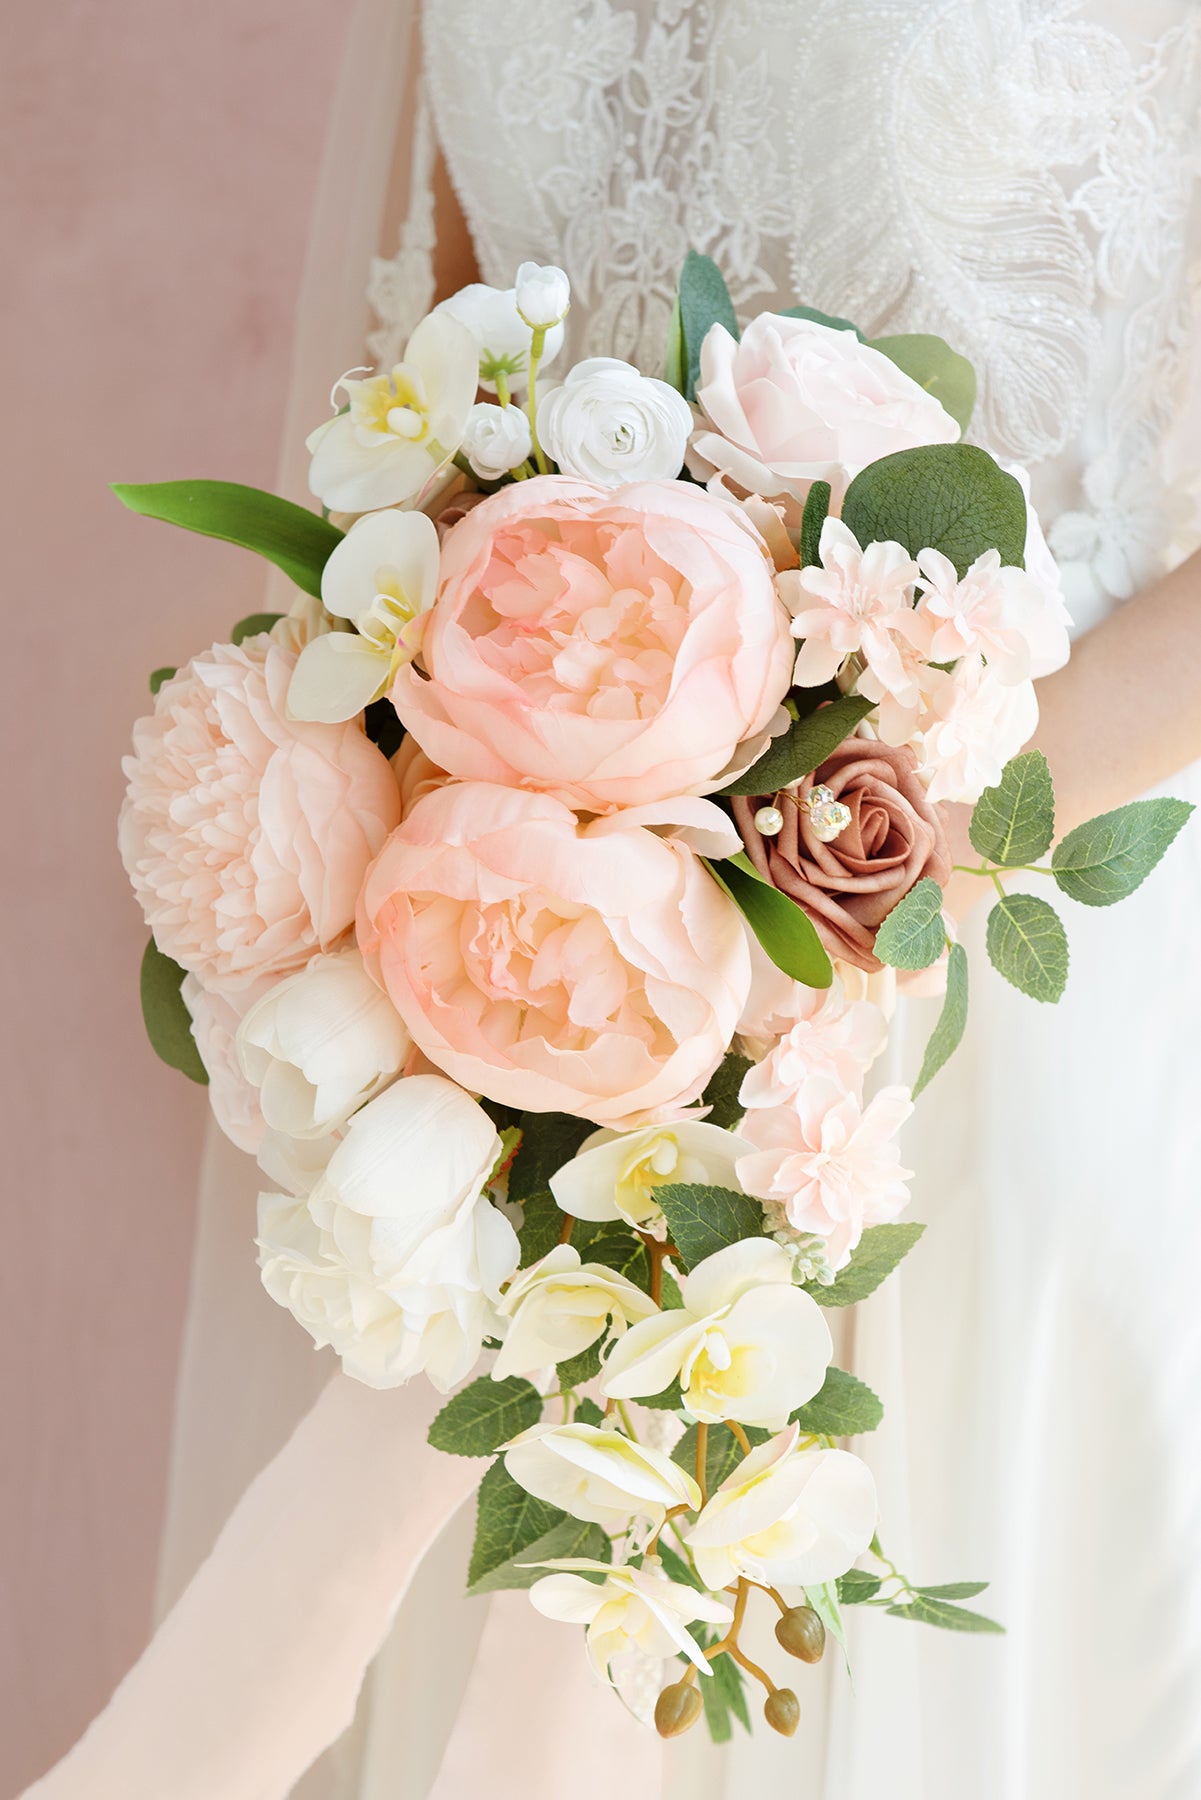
[113, 479, 343, 597]
[705, 855, 833, 989]
[427, 1376, 544, 1458]
[777, 303, 864, 340]
[802, 1222, 926, 1308]
[969, 751, 1055, 866]
[677, 251, 739, 401]
[868, 333, 976, 436]
[557, 1341, 604, 1389]
[663, 292, 686, 394]
[655, 1182, 767, 1271]
[140, 938, 208, 1085]
[1051, 797, 1194, 907]
[912, 942, 969, 1098]
[791, 1366, 883, 1436]
[720, 694, 875, 797]
[873, 878, 946, 971]
[800, 479, 832, 567]
[840, 444, 1027, 577]
[985, 894, 1068, 1003]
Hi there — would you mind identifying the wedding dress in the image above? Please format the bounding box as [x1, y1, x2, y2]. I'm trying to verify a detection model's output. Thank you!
[142, 3, 1201, 1798]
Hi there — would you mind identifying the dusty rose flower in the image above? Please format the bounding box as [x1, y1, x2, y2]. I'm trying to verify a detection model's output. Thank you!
[357, 781, 750, 1126]
[732, 737, 951, 973]
[391, 474, 793, 814]
[120, 638, 401, 991]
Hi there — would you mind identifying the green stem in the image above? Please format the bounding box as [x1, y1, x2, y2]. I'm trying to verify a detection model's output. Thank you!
[525, 326, 550, 474]
[495, 371, 511, 408]
[951, 862, 1055, 879]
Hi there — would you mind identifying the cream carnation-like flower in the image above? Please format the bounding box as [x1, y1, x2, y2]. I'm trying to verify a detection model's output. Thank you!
[537, 359, 693, 487]
[737, 974, 888, 1088]
[492, 1245, 658, 1381]
[915, 546, 1070, 684]
[784, 518, 929, 712]
[504, 1422, 700, 1531]
[528, 1559, 733, 1683]
[918, 655, 1040, 806]
[119, 637, 400, 992]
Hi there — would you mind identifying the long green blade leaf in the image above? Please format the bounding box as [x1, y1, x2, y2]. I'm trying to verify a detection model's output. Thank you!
[113, 479, 343, 598]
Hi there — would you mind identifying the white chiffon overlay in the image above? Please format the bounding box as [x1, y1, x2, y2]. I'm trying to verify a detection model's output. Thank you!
[49, 3, 1201, 1798]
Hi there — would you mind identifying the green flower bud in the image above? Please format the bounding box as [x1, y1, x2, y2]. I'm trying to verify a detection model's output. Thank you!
[764, 1687, 801, 1737]
[654, 1679, 703, 1738]
[775, 1604, 826, 1663]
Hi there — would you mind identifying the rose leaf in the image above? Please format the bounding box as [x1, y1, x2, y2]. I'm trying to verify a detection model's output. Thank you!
[968, 750, 1055, 866]
[985, 893, 1069, 1002]
[873, 877, 946, 971]
[912, 942, 969, 1097]
[1051, 797, 1194, 907]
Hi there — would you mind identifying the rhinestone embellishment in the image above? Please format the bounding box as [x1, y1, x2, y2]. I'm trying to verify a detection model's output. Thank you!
[804, 784, 852, 843]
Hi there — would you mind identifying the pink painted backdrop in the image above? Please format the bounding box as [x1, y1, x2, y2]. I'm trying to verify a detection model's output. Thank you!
[0, 2, 355, 1788]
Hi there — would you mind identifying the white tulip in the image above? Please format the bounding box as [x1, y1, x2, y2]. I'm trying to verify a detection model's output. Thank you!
[460, 401, 533, 480]
[601, 1238, 832, 1427]
[538, 358, 693, 486]
[434, 283, 564, 391]
[256, 1074, 519, 1390]
[504, 1422, 700, 1531]
[235, 948, 411, 1139]
[549, 1121, 753, 1239]
[684, 1426, 878, 1590]
[307, 311, 478, 513]
[287, 508, 440, 723]
[514, 261, 571, 330]
[528, 1558, 733, 1683]
[492, 1245, 659, 1381]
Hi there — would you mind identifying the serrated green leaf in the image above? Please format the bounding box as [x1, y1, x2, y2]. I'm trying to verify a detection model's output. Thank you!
[720, 695, 875, 797]
[913, 942, 969, 1098]
[914, 1581, 990, 1600]
[657, 1542, 704, 1593]
[574, 1397, 606, 1427]
[1051, 797, 1194, 907]
[841, 444, 1027, 578]
[678, 251, 739, 402]
[792, 1366, 883, 1436]
[837, 1569, 884, 1604]
[800, 479, 832, 567]
[885, 1595, 1003, 1634]
[149, 666, 176, 695]
[467, 1461, 567, 1592]
[803, 1222, 926, 1308]
[557, 1340, 603, 1389]
[639, 1378, 686, 1413]
[112, 479, 343, 597]
[428, 1376, 544, 1458]
[873, 878, 947, 971]
[229, 611, 283, 646]
[655, 1182, 767, 1271]
[777, 303, 864, 340]
[869, 333, 976, 436]
[699, 1052, 753, 1130]
[469, 1510, 610, 1597]
[969, 751, 1055, 866]
[803, 1581, 849, 1663]
[986, 893, 1068, 1002]
[705, 855, 833, 989]
[140, 938, 208, 1084]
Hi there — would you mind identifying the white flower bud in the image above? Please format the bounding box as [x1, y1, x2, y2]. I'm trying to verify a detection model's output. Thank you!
[515, 261, 572, 330]
[538, 359, 694, 487]
[461, 401, 534, 480]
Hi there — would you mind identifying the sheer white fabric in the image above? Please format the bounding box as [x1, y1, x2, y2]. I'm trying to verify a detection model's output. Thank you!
[157, 3, 1201, 1796]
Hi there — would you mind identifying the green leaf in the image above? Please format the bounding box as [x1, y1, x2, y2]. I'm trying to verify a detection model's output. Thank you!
[914, 1581, 990, 1600]
[511, 1111, 594, 1263]
[803, 1581, 848, 1659]
[699, 1052, 753, 1130]
[672, 1421, 767, 1493]
[140, 938, 208, 1084]
[574, 1397, 606, 1428]
[837, 1569, 884, 1605]
[803, 1221, 926, 1308]
[663, 292, 686, 393]
[969, 751, 1055, 866]
[229, 611, 283, 646]
[678, 251, 739, 401]
[720, 694, 875, 797]
[557, 1340, 603, 1389]
[638, 1377, 687, 1413]
[912, 942, 969, 1098]
[873, 878, 946, 971]
[655, 1182, 767, 1271]
[112, 480, 343, 598]
[427, 1376, 544, 1458]
[868, 333, 976, 436]
[777, 303, 864, 340]
[466, 1461, 568, 1592]
[800, 479, 832, 567]
[840, 443, 1027, 578]
[705, 855, 833, 989]
[468, 1508, 610, 1597]
[792, 1367, 883, 1436]
[986, 893, 1069, 1003]
[885, 1595, 1004, 1634]
[1051, 797, 1194, 907]
[657, 1542, 704, 1593]
[149, 666, 176, 695]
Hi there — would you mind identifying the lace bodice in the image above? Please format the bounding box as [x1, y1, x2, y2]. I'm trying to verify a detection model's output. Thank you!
[370, 0, 1201, 630]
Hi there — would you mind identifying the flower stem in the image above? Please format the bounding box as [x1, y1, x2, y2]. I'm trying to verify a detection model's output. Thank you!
[727, 1420, 752, 1456]
[558, 1212, 575, 1245]
[695, 1423, 710, 1507]
[525, 326, 550, 473]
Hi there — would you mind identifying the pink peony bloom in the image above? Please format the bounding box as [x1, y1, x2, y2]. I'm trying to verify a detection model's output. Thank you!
[357, 782, 750, 1127]
[736, 1076, 913, 1270]
[120, 637, 401, 991]
[180, 973, 268, 1155]
[390, 474, 793, 814]
[692, 315, 959, 504]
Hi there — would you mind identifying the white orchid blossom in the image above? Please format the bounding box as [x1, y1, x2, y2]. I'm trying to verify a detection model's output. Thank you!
[528, 1559, 733, 1683]
[504, 1422, 700, 1531]
[492, 1245, 659, 1381]
[549, 1121, 753, 1239]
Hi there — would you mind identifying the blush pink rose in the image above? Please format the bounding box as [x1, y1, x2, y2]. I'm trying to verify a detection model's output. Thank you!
[120, 637, 401, 991]
[357, 782, 750, 1126]
[390, 474, 793, 813]
[692, 315, 959, 503]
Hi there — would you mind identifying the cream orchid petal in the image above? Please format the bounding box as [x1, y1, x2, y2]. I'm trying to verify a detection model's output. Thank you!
[407, 310, 480, 440]
[527, 1572, 607, 1627]
[285, 632, 391, 723]
[600, 1311, 707, 1400]
[320, 507, 441, 626]
[680, 1236, 796, 1318]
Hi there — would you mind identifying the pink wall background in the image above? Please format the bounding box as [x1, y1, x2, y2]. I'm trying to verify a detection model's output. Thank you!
[0, 2, 354, 1788]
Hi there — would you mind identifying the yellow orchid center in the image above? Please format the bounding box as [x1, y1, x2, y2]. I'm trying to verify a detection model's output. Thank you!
[349, 363, 433, 445]
[683, 1328, 761, 1410]
[614, 1131, 683, 1225]
[357, 564, 425, 679]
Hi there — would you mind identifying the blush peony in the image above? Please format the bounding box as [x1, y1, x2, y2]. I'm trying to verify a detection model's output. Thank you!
[356, 782, 750, 1126]
[390, 474, 793, 813]
[119, 636, 401, 991]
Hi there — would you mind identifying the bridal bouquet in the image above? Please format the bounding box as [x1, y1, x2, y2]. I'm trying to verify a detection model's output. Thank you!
[117, 255, 1190, 1742]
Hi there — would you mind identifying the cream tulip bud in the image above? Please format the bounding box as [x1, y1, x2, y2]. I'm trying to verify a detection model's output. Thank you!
[515, 260, 571, 329]
[504, 1422, 700, 1531]
[461, 401, 533, 481]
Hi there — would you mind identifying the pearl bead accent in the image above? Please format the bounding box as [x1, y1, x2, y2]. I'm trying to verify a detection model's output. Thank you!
[753, 805, 785, 837]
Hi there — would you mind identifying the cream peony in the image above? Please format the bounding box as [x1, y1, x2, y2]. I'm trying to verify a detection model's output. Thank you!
[684, 1426, 878, 1589]
[390, 475, 793, 814]
[537, 359, 693, 486]
[528, 1559, 733, 1683]
[181, 974, 268, 1155]
[549, 1121, 753, 1238]
[119, 636, 400, 992]
[256, 1074, 518, 1390]
[357, 782, 750, 1126]
[434, 282, 565, 391]
[492, 1245, 659, 1381]
[601, 1238, 833, 1426]
[504, 1422, 700, 1531]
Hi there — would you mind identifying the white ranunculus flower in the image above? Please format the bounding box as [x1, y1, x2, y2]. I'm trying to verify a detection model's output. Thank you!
[537, 358, 694, 486]
[235, 947, 411, 1139]
[601, 1238, 832, 1427]
[434, 283, 565, 391]
[492, 1245, 659, 1381]
[528, 1558, 733, 1683]
[460, 401, 534, 480]
[504, 1422, 700, 1531]
[256, 1073, 518, 1390]
[684, 1425, 878, 1590]
[514, 261, 571, 330]
[549, 1121, 754, 1240]
[307, 312, 478, 514]
[287, 508, 440, 723]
